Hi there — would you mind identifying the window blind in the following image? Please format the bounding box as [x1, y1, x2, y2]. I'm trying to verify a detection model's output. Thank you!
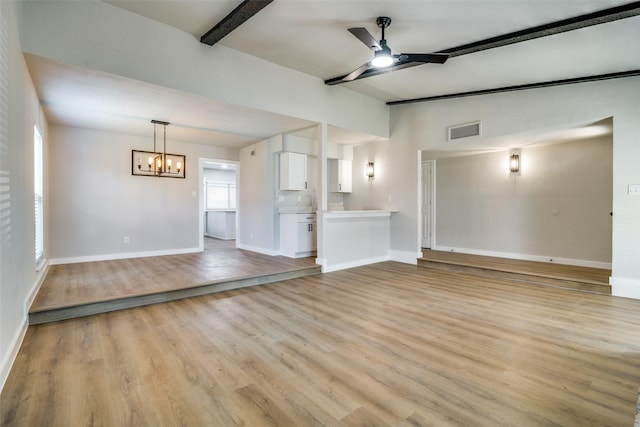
[205, 181, 236, 210]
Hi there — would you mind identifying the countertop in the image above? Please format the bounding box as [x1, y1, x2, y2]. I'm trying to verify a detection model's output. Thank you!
[322, 209, 397, 218]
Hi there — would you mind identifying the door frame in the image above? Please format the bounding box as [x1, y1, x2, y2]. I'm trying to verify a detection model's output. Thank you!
[419, 158, 436, 249]
[198, 157, 240, 251]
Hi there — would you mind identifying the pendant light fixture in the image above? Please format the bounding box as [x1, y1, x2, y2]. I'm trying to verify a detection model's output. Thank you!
[132, 120, 186, 178]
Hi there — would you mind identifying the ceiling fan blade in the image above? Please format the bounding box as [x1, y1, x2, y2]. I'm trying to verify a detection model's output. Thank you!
[397, 53, 449, 64]
[342, 63, 373, 82]
[325, 61, 424, 86]
[348, 27, 381, 50]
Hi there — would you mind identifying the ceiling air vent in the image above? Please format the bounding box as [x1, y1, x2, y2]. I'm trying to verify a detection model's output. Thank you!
[448, 121, 481, 141]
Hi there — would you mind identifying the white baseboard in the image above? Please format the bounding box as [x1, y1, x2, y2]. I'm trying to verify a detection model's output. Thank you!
[318, 255, 391, 273]
[0, 317, 28, 394]
[390, 250, 421, 265]
[431, 245, 612, 270]
[611, 277, 640, 300]
[204, 234, 235, 240]
[49, 247, 202, 265]
[235, 243, 279, 256]
[26, 260, 50, 310]
[2, 259, 53, 393]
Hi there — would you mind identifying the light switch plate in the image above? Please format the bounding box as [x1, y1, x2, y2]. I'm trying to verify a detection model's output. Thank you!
[629, 184, 640, 195]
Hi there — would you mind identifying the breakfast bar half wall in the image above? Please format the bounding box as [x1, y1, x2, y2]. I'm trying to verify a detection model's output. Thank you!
[316, 210, 397, 273]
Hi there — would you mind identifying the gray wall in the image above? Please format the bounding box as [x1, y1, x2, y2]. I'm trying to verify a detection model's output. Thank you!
[237, 136, 278, 254]
[48, 125, 238, 261]
[435, 137, 612, 264]
[384, 77, 640, 297]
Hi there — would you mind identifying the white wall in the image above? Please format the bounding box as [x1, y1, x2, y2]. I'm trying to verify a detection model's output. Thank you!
[350, 141, 400, 211]
[320, 211, 392, 272]
[0, 0, 49, 390]
[48, 125, 238, 262]
[384, 77, 640, 298]
[237, 136, 279, 255]
[350, 136, 421, 262]
[434, 137, 612, 266]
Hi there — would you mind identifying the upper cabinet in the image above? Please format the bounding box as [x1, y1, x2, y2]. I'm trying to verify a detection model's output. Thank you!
[280, 152, 308, 191]
[328, 159, 352, 193]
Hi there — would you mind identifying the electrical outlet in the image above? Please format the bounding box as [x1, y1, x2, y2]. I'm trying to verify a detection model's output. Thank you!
[124, 236, 130, 244]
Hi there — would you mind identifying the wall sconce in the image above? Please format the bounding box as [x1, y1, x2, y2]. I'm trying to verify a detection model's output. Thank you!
[509, 152, 521, 175]
[366, 162, 375, 178]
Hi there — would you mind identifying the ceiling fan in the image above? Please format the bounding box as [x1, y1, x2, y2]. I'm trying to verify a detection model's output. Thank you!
[326, 17, 449, 85]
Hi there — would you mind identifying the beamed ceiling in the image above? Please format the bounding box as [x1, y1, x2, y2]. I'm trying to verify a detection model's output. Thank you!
[25, 1, 639, 148]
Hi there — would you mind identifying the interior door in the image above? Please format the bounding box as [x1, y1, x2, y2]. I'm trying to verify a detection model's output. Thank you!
[421, 160, 433, 248]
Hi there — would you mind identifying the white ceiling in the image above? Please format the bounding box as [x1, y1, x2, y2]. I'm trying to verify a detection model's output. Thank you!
[26, 0, 636, 149]
[25, 53, 317, 148]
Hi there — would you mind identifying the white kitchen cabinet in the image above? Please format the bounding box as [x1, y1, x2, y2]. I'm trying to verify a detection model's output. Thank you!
[280, 213, 317, 258]
[280, 152, 308, 191]
[328, 159, 352, 193]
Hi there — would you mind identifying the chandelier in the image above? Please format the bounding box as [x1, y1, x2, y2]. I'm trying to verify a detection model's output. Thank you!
[132, 120, 186, 178]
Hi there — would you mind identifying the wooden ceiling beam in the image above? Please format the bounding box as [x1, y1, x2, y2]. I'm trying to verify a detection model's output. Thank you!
[200, 0, 273, 46]
[325, 1, 640, 86]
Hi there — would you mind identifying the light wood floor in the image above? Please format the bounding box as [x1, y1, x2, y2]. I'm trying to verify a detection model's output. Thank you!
[31, 237, 317, 312]
[4, 262, 640, 426]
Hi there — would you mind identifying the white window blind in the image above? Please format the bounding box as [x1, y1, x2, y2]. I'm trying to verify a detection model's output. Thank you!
[205, 181, 236, 210]
[34, 126, 44, 264]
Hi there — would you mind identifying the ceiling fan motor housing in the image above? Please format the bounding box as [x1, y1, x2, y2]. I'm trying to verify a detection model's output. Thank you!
[376, 16, 392, 29]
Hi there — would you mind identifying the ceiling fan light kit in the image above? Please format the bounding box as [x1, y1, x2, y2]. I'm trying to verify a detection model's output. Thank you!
[371, 41, 393, 68]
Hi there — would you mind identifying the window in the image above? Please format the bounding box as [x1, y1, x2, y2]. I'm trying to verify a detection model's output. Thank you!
[205, 180, 236, 210]
[34, 126, 44, 265]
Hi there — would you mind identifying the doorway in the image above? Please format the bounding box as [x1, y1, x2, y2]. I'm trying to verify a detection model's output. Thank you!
[199, 158, 239, 251]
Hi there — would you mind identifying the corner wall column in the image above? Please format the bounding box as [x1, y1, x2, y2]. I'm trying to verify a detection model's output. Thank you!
[316, 123, 328, 265]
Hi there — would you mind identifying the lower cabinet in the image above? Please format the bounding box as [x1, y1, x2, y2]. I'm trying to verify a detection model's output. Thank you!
[280, 213, 317, 258]
[205, 210, 236, 240]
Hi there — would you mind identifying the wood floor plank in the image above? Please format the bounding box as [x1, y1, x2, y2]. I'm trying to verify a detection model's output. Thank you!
[341, 406, 391, 427]
[277, 389, 344, 427]
[4, 261, 640, 426]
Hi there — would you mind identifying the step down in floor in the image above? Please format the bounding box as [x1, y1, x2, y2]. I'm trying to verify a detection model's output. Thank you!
[29, 265, 322, 325]
[417, 256, 611, 295]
